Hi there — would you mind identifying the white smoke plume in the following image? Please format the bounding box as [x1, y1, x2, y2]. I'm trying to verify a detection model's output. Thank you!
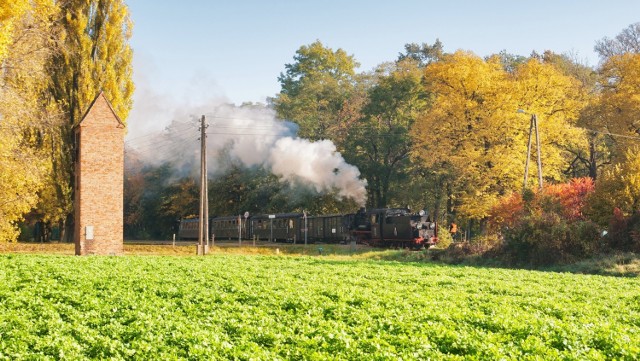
[126, 85, 367, 205]
[269, 138, 368, 204]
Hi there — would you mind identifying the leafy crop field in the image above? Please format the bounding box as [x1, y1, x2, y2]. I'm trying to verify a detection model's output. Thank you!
[0, 254, 638, 360]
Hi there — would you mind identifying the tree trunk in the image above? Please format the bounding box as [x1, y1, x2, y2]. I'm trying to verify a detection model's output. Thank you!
[62, 213, 74, 243]
[588, 140, 598, 180]
[446, 182, 454, 215]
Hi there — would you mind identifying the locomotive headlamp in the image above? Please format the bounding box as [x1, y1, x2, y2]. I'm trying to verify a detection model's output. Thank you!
[430, 223, 436, 229]
[419, 210, 425, 216]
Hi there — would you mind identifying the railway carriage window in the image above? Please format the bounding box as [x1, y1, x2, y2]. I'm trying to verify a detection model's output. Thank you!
[386, 217, 394, 224]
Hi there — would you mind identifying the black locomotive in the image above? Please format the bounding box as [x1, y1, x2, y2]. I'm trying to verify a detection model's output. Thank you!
[178, 207, 438, 249]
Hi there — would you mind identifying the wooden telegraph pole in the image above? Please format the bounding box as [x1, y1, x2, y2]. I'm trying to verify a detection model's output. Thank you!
[198, 115, 209, 255]
[523, 115, 534, 192]
[533, 114, 543, 190]
[521, 111, 543, 192]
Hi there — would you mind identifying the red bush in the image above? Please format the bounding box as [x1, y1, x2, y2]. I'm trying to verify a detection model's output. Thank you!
[543, 177, 595, 221]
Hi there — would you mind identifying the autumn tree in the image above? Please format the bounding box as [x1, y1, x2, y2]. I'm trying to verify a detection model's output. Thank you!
[509, 57, 586, 185]
[44, 0, 134, 241]
[587, 147, 640, 227]
[412, 51, 515, 221]
[595, 53, 640, 162]
[0, 0, 58, 241]
[412, 51, 585, 223]
[273, 40, 359, 141]
[585, 23, 640, 179]
[494, 178, 599, 265]
[534, 51, 608, 180]
[0, 0, 29, 60]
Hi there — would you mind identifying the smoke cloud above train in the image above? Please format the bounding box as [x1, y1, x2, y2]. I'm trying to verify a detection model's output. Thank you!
[125, 101, 367, 206]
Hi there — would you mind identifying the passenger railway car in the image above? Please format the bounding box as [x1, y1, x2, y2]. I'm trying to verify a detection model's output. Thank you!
[211, 215, 246, 240]
[178, 218, 200, 240]
[305, 214, 354, 243]
[250, 213, 303, 242]
[178, 207, 437, 248]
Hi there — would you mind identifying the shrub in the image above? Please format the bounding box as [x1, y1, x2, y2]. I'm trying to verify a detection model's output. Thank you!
[502, 213, 601, 266]
[605, 208, 640, 252]
[435, 227, 453, 249]
[434, 234, 502, 265]
[489, 178, 599, 266]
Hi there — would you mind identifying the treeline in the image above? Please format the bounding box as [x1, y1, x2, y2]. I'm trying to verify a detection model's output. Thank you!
[0, 0, 133, 242]
[126, 22, 640, 264]
[2, 0, 640, 262]
[267, 27, 640, 263]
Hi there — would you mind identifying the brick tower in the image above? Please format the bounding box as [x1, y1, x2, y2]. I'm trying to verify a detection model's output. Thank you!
[74, 92, 125, 255]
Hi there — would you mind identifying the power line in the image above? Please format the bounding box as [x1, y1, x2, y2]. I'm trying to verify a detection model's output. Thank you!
[580, 127, 640, 141]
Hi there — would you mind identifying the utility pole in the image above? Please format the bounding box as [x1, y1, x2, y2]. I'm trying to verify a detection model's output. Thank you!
[523, 115, 533, 192]
[304, 211, 308, 246]
[198, 115, 209, 255]
[533, 114, 543, 190]
[520, 111, 543, 192]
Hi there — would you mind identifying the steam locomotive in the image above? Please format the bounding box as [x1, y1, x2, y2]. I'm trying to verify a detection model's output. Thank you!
[178, 207, 438, 249]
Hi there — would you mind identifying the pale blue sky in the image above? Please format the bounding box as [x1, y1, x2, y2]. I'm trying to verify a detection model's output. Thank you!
[125, 0, 639, 135]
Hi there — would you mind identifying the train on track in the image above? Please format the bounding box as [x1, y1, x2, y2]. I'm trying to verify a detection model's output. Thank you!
[178, 207, 438, 249]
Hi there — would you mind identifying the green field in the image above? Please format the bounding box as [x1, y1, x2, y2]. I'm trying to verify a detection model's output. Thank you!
[0, 254, 638, 360]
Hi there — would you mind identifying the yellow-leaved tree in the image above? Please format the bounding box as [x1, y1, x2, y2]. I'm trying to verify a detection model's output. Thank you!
[0, 0, 59, 241]
[510, 58, 587, 185]
[596, 53, 640, 161]
[411, 51, 586, 222]
[0, 0, 29, 61]
[584, 53, 640, 227]
[587, 147, 640, 226]
[412, 51, 518, 220]
[43, 0, 134, 241]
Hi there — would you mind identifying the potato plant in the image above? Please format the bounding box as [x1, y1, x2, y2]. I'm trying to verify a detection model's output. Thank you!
[0, 254, 638, 360]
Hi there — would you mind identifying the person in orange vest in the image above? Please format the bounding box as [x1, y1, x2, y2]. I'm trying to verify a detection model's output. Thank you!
[449, 222, 457, 241]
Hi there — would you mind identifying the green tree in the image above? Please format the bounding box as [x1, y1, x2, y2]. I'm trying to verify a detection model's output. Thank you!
[397, 39, 444, 67]
[123, 163, 198, 240]
[273, 40, 359, 141]
[45, 0, 134, 241]
[492, 50, 528, 73]
[348, 59, 428, 207]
